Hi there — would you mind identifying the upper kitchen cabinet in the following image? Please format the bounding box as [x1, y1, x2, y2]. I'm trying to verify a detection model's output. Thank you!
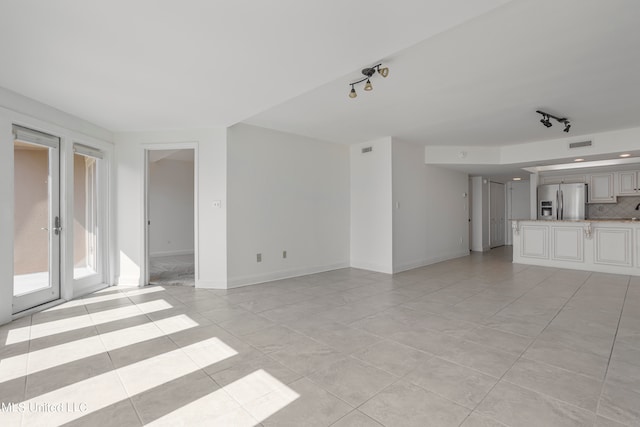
[540, 174, 586, 185]
[617, 171, 639, 195]
[589, 173, 616, 203]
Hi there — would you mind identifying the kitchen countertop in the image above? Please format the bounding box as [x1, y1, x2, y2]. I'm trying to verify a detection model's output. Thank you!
[509, 218, 640, 223]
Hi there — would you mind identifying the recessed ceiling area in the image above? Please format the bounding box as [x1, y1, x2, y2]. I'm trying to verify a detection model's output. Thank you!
[246, 0, 640, 147]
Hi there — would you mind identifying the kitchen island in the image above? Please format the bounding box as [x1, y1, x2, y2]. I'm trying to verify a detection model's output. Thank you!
[511, 219, 640, 276]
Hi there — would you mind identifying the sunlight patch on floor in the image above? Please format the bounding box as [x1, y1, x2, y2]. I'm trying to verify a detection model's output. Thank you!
[6, 299, 174, 345]
[19, 336, 239, 425]
[148, 369, 300, 426]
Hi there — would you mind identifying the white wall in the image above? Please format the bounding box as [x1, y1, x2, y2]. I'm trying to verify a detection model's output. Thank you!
[393, 140, 469, 272]
[114, 129, 227, 288]
[149, 156, 194, 257]
[0, 87, 114, 324]
[227, 124, 350, 287]
[350, 138, 393, 273]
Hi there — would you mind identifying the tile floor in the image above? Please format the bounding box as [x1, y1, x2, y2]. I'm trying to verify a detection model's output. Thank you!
[1, 247, 639, 426]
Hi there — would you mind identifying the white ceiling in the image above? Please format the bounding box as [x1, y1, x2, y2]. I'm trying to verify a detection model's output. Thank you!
[2, 1, 640, 152]
[247, 0, 640, 146]
[0, 0, 509, 132]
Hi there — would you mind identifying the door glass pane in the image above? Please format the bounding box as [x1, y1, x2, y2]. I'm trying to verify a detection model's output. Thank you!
[13, 141, 51, 296]
[74, 153, 100, 279]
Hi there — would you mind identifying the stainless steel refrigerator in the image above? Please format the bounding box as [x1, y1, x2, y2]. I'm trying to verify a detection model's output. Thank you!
[537, 183, 588, 220]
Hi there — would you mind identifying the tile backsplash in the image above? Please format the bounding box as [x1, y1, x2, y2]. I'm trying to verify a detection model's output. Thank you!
[588, 195, 640, 218]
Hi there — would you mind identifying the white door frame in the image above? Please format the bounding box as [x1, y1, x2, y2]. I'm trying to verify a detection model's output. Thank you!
[12, 128, 61, 313]
[141, 142, 199, 287]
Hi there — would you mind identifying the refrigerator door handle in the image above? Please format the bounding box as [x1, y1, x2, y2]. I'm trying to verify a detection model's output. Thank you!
[556, 190, 560, 220]
[559, 190, 564, 220]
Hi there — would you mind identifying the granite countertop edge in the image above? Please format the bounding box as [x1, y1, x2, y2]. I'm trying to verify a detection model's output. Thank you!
[509, 218, 640, 223]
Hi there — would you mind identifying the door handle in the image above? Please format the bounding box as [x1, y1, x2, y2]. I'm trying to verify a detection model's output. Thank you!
[53, 216, 62, 236]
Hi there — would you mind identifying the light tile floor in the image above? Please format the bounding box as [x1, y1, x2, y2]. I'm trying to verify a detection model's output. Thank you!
[1, 247, 639, 426]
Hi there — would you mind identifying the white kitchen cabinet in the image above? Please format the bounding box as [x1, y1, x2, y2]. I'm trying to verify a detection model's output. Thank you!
[589, 173, 616, 203]
[617, 171, 639, 195]
[512, 220, 640, 276]
[540, 174, 586, 185]
[594, 228, 632, 267]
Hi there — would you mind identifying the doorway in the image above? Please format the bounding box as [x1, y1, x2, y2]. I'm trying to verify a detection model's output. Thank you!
[145, 148, 196, 286]
[490, 181, 506, 248]
[12, 126, 61, 313]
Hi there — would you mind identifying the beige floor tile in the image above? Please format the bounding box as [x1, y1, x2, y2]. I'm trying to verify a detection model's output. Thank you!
[6, 248, 640, 426]
[351, 340, 431, 377]
[64, 399, 142, 427]
[476, 381, 596, 427]
[523, 337, 609, 380]
[269, 337, 346, 376]
[603, 358, 640, 394]
[462, 325, 533, 355]
[260, 377, 352, 427]
[307, 357, 396, 406]
[594, 415, 629, 427]
[503, 357, 602, 412]
[460, 412, 509, 427]
[210, 353, 301, 387]
[294, 322, 381, 354]
[331, 410, 384, 427]
[360, 379, 470, 427]
[405, 357, 498, 409]
[241, 325, 309, 354]
[598, 382, 640, 426]
[218, 312, 274, 336]
[132, 372, 234, 425]
[25, 352, 114, 400]
[482, 313, 549, 337]
[438, 339, 519, 378]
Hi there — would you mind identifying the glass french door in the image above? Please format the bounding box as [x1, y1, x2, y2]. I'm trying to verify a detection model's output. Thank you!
[12, 125, 61, 313]
[73, 144, 103, 287]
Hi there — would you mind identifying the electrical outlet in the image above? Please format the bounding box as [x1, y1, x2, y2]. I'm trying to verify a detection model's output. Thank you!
[257, 253, 262, 262]
[283, 250, 287, 259]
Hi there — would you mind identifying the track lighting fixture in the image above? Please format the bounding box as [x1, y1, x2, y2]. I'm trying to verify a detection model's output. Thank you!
[348, 63, 389, 98]
[349, 84, 357, 98]
[536, 110, 571, 133]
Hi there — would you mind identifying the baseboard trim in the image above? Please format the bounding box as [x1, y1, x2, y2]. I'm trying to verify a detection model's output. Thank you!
[72, 282, 111, 299]
[226, 262, 350, 289]
[196, 280, 229, 290]
[116, 275, 141, 286]
[349, 261, 393, 274]
[393, 250, 470, 274]
[150, 250, 194, 258]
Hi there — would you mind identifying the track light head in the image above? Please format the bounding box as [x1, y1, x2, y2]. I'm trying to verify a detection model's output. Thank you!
[540, 115, 552, 127]
[348, 63, 388, 99]
[537, 110, 571, 131]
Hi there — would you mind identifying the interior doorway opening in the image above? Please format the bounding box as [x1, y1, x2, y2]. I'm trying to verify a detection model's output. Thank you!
[145, 148, 196, 286]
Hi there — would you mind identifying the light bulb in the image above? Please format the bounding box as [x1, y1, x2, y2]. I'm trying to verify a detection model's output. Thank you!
[378, 67, 389, 78]
[364, 79, 373, 91]
[349, 87, 357, 98]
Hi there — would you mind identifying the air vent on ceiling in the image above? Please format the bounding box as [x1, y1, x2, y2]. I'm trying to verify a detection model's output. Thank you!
[568, 140, 592, 149]
[362, 146, 373, 153]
